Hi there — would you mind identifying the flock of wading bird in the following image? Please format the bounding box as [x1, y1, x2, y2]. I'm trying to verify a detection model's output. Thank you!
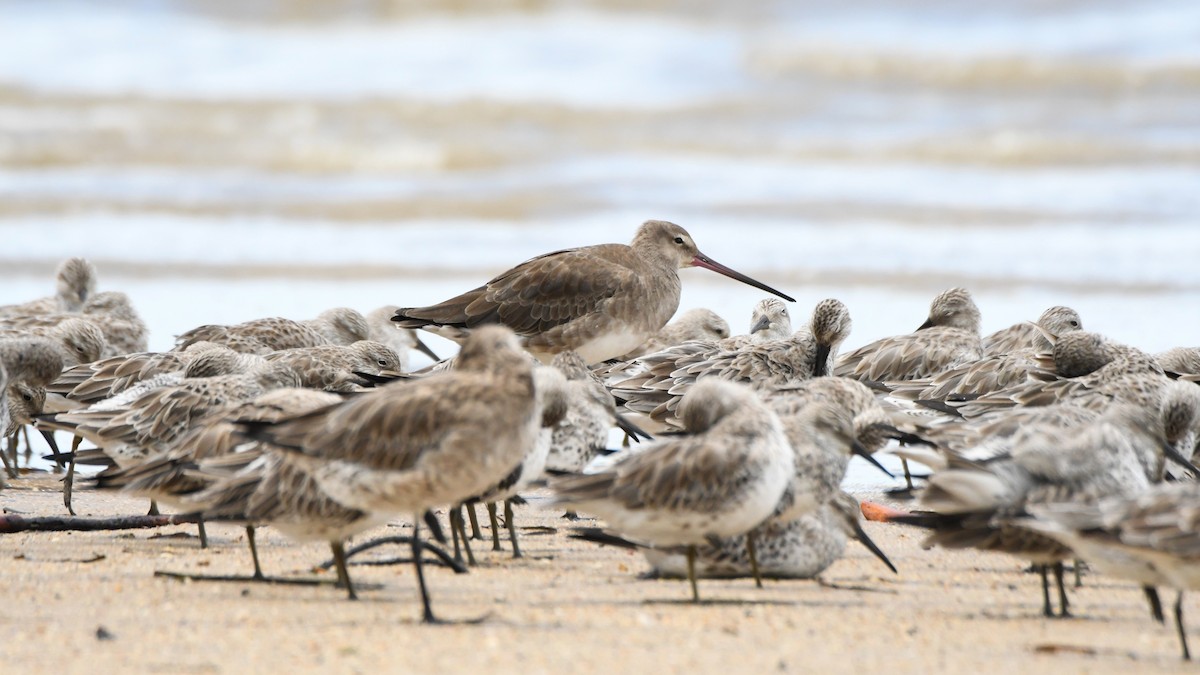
[2, 221, 1200, 658]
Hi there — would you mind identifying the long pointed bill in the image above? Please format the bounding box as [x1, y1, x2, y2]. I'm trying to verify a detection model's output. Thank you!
[750, 315, 772, 335]
[1163, 441, 1200, 477]
[851, 517, 898, 574]
[812, 343, 831, 377]
[852, 440, 895, 479]
[916, 317, 935, 331]
[39, 429, 65, 466]
[691, 253, 795, 302]
[873, 423, 937, 448]
[613, 412, 653, 442]
[411, 334, 441, 362]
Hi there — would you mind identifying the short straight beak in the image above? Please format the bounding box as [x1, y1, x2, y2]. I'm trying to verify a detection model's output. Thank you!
[750, 315, 772, 335]
[690, 253, 795, 303]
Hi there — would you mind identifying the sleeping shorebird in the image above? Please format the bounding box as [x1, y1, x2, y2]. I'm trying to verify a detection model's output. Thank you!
[982, 305, 1083, 357]
[0, 291, 148, 359]
[642, 491, 895, 580]
[548, 378, 794, 601]
[0, 318, 106, 368]
[174, 308, 370, 355]
[835, 287, 983, 384]
[392, 220, 795, 364]
[610, 298, 852, 429]
[0, 257, 98, 318]
[617, 308, 731, 360]
[233, 325, 548, 622]
[888, 399, 1200, 619]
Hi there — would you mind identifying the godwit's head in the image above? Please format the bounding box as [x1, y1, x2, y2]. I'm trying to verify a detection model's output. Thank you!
[633, 220, 795, 303]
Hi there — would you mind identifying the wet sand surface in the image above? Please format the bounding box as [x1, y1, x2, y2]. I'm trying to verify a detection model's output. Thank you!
[1, 473, 1193, 674]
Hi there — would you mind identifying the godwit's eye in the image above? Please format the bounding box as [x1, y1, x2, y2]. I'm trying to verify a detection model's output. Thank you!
[673, 237, 684, 244]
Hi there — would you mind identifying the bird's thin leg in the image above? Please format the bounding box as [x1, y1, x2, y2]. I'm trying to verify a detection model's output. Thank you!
[450, 505, 476, 566]
[0, 436, 16, 479]
[246, 526, 265, 580]
[330, 541, 357, 601]
[487, 502, 502, 551]
[900, 458, 913, 490]
[1039, 565, 1053, 618]
[1177, 591, 1191, 661]
[1074, 559, 1085, 588]
[21, 425, 32, 465]
[147, 500, 160, 516]
[449, 507, 463, 561]
[747, 531, 763, 589]
[7, 432, 17, 473]
[467, 504, 483, 541]
[410, 515, 439, 624]
[1053, 561, 1071, 618]
[686, 546, 700, 602]
[197, 517, 208, 549]
[504, 499, 523, 559]
[63, 435, 82, 515]
[1144, 586, 1165, 624]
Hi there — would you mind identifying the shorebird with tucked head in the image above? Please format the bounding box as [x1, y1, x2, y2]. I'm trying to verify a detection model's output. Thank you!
[233, 325, 550, 622]
[548, 378, 794, 601]
[392, 220, 795, 365]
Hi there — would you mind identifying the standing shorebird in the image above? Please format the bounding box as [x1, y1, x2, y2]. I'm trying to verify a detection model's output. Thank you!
[548, 378, 794, 601]
[1018, 482, 1200, 660]
[235, 325, 548, 622]
[392, 220, 795, 364]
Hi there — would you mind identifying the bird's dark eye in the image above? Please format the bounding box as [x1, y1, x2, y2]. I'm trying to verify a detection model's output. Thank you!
[1069, 320, 1079, 327]
[673, 236, 684, 244]
[22, 393, 32, 402]
[377, 359, 387, 366]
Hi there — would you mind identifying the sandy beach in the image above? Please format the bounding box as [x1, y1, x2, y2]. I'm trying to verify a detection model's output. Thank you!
[0, 472, 1193, 674]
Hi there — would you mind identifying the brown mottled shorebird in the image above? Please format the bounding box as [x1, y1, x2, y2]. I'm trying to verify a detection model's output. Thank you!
[0, 338, 67, 477]
[835, 287, 983, 383]
[949, 332, 1168, 420]
[884, 306, 1085, 405]
[1158, 347, 1200, 377]
[97, 388, 363, 581]
[0, 318, 106, 367]
[611, 298, 852, 429]
[37, 363, 302, 470]
[0, 257, 98, 317]
[233, 325, 545, 621]
[744, 298, 794, 344]
[365, 306, 440, 370]
[548, 378, 794, 601]
[889, 401, 1199, 618]
[642, 491, 895, 580]
[982, 305, 1083, 357]
[545, 351, 643, 473]
[174, 308, 369, 355]
[265, 341, 404, 392]
[392, 220, 795, 364]
[0, 338, 66, 390]
[1019, 481, 1200, 660]
[453, 364, 570, 560]
[617, 308, 731, 360]
[0, 291, 147, 359]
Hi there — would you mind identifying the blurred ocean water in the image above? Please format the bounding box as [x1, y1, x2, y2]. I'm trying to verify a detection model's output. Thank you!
[0, 0, 1197, 484]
